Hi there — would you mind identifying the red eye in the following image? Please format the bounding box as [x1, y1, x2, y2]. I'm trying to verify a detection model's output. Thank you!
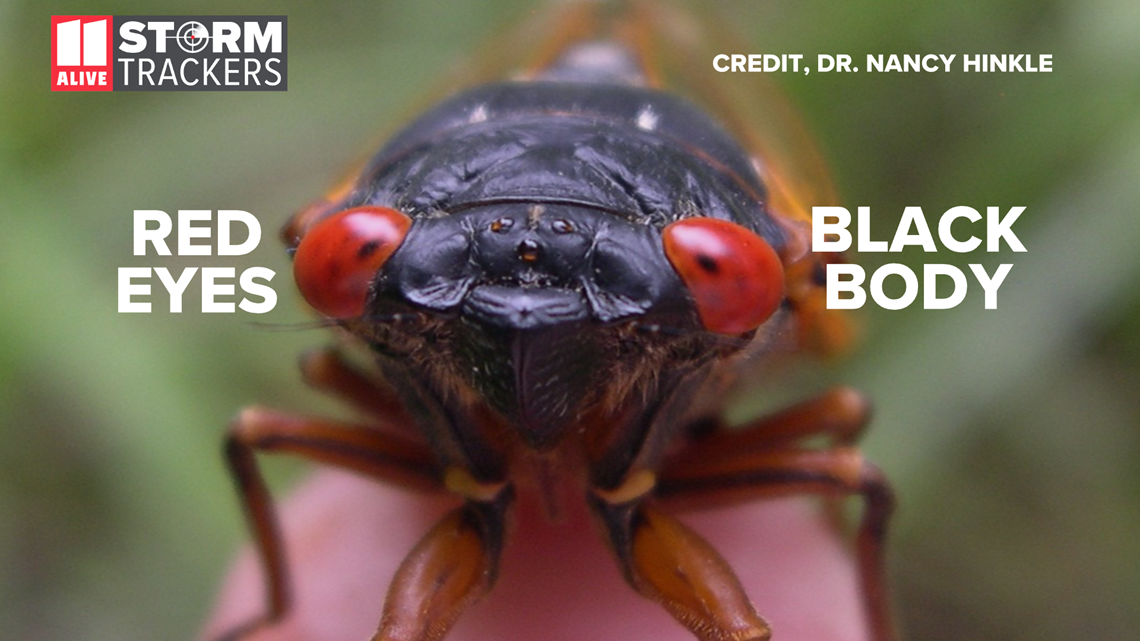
[662, 217, 785, 335]
[293, 206, 412, 319]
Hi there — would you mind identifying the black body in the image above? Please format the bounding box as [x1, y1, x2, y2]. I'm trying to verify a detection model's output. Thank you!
[326, 70, 788, 480]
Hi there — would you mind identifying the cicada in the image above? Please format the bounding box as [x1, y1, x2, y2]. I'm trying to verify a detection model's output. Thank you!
[211, 2, 895, 640]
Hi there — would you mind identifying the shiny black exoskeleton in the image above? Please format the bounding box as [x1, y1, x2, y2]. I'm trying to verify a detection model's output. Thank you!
[321, 76, 788, 453]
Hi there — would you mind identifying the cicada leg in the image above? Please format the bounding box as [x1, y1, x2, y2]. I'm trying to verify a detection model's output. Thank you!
[590, 487, 772, 641]
[373, 484, 513, 641]
[676, 386, 873, 532]
[680, 386, 871, 457]
[657, 412, 896, 641]
[305, 347, 520, 639]
[215, 407, 440, 641]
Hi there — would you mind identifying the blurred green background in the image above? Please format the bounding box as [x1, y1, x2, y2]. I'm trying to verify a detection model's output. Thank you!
[2, 1, 1138, 640]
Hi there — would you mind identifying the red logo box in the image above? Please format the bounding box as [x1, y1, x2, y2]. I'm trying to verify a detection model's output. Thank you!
[51, 16, 114, 91]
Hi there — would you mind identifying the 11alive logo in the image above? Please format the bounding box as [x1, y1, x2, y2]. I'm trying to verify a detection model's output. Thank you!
[50, 15, 287, 91]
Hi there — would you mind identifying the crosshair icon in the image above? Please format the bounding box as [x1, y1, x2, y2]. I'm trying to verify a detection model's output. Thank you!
[176, 21, 209, 54]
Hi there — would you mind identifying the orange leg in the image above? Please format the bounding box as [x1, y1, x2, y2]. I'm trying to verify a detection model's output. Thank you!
[677, 387, 871, 464]
[216, 406, 441, 641]
[657, 445, 896, 641]
[373, 490, 512, 641]
[591, 494, 773, 641]
[674, 386, 874, 537]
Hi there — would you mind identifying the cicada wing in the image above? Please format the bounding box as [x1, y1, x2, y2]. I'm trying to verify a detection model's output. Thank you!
[618, 0, 852, 355]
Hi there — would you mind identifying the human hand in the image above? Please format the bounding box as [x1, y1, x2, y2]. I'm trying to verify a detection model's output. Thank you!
[200, 469, 869, 641]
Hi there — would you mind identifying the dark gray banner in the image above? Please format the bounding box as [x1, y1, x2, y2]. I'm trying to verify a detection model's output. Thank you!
[112, 16, 287, 91]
